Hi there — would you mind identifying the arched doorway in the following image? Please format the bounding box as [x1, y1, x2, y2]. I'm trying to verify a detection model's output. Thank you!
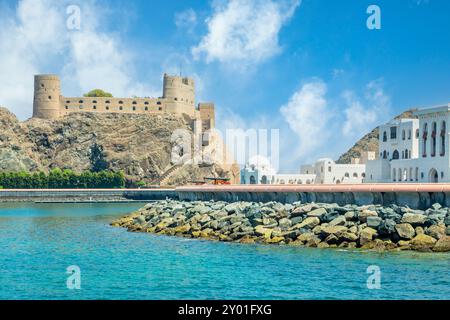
[261, 176, 268, 184]
[429, 168, 438, 183]
[250, 176, 256, 184]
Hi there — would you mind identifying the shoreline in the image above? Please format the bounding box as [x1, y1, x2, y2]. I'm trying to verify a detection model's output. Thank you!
[112, 199, 450, 253]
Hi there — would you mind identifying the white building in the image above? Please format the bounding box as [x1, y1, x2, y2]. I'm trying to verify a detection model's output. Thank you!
[365, 103, 450, 183]
[241, 154, 372, 185]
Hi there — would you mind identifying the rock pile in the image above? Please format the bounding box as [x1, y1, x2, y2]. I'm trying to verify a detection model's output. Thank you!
[112, 200, 450, 252]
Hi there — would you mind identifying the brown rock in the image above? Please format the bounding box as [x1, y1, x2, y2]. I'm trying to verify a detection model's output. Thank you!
[432, 236, 450, 252]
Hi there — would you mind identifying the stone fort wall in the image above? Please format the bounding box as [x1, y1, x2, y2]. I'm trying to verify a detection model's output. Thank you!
[32, 73, 215, 130]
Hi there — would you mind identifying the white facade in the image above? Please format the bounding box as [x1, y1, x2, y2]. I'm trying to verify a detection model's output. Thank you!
[365, 103, 450, 183]
[241, 156, 369, 185]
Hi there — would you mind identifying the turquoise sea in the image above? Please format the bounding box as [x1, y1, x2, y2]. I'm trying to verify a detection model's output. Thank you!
[0, 202, 449, 300]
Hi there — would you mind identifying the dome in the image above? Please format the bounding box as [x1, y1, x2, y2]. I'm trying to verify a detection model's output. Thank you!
[246, 155, 276, 174]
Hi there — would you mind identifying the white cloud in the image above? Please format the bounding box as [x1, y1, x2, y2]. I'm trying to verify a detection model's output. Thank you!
[280, 80, 330, 159]
[342, 79, 391, 138]
[175, 8, 197, 33]
[0, 0, 158, 120]
[192, 0, 300, 67]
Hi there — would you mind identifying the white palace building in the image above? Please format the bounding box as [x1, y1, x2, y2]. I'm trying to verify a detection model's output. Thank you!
[366, 103, 450, 183]
[241, 102, 450, 185]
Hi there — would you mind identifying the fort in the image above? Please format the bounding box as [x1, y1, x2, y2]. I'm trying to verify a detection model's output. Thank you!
[32, 73, 215, 132]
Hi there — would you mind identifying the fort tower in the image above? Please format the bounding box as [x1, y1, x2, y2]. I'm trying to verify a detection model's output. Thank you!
[33, 75, 61, 120]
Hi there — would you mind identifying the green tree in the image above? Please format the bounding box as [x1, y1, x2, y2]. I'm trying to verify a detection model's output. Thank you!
[83, 89, 113, 97]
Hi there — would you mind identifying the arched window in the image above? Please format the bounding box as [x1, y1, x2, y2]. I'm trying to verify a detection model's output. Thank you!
[132, 106, 136, 111]
[261, 176, 268, 184]
[431, 122, 437, 157]
[383, 150, 387, 159]
[402, 130, 406, 140]
[157, 101, 162, 105]
[145, 107, 148, 111]
[93, 100, 97, 104]
[423, 123, 428, 157]
[402, 151, 405, 159]
[79, 100, 83, 103]
[144, 101, 149, 105]
[106, 106, 110, 110]
[441, 121, 446, 156]
[405, 149, 409, 159]
[409, 168, 413, 181]
[93, 105, 97, 110]
[382, 131, 387, 142]
[119, 106, 123, 110]
[392, 150, 400, 160]
[415, 167, 419, 181]
[408, 130, 411, 140]
[344, 172, 349, 178]
[362, 173, 366, 178]
[353, 173, 358, 178]
[132, 101, 137, 105]
[249, 176, 256, 184]
[393, 168, 396, 181]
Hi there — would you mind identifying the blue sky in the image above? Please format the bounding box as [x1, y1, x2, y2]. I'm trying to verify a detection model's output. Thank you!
[0, 0, 449, 171]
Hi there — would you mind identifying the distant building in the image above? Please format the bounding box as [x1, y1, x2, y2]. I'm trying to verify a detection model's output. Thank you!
[365, 103, 450, 183]
[240, 154, 373, 185]
[32, 73, 214, 132]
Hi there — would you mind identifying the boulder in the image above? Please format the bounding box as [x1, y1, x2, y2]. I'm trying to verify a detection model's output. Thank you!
[359, 227, 378, 246]
[433, 236, 450, 252]
[297, 233, 316, 243]
[290, 216, 303, 225]
[254, 225, 273, 239]
[307, 208, 327, 219]
[410, 234, 437, 250]
[378, 219, 396, 236]
[415, 226, 424, 235]
[366, 216, 382, 228]
[321, 226, 348, 237]
[358, 210, 378, 223]
[401, 213, 426, 226]
[444, 216, 450, 226]
[344, 211, 357, 221]
[278, 218, 292, 230]
[329, 216, 346, 227]
[395, 223, 415, 240]
[323, 211, 339, 223]
[294, 217, 320, 229]
[339, 232, 359, 242]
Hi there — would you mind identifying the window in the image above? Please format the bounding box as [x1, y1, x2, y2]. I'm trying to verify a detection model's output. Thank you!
[157, 101, 162, 105]
[132, 101, 137, 105]
[119, 101, 123, 105]
[383, 150, 387, 159]
[408, 130, 411, 140]
[415, 168, 419, 181]
[158, 107, 162, 111]
[48, 96, 52, 100]
[66, 100, 70, 103]
[402, 130, 406, 140]
[106, 106, 109, 110]
[41, 84, 44, 88]
[132, 106, 136, 111]
[402, 151, 405, 159]
[423, 123, 428, 157]
[441, 172, 444, 179]
[144, 101, 149, 105]
[65, 106, 68, 109]
[390, 127, 397, 139]
[145, 107, 148, 111]
[362, 173, 366, 178]
[106, 100, 110, 104]
[79, 100, 83, 103]
[416, 129, 419, 138]
[328, 166, 331, 172]
[353, 173, 358, 178]
[441, 121, 446, 156]
[119, 106, 123, 110]
[383, 131, 387, 142]
[93, 105, 96, 110]
[393, 169, 396, 181]
[344, 173, 349, 178]
[431, 122, 437, 157]
[421, 172, 424, 179]
[392, 150, 399, 160]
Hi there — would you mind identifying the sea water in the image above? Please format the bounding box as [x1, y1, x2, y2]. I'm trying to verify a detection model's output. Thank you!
[0, 202, 448, 300]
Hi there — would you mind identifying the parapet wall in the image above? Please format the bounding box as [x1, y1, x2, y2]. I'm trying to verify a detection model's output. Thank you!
[176, 184, 450, 209]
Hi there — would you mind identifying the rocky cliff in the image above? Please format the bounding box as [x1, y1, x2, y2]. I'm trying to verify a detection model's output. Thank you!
[337, 109, 417, 164]
[0, 107, 239, 186]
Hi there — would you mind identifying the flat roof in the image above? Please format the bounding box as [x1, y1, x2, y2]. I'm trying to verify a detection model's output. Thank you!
[413, 103, 450, 116]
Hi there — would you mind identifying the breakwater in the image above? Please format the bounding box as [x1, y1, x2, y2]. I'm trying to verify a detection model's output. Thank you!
[112, 200, 450, 252]
[0, 189, 176, 202]
[176, 184, 450, 210]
